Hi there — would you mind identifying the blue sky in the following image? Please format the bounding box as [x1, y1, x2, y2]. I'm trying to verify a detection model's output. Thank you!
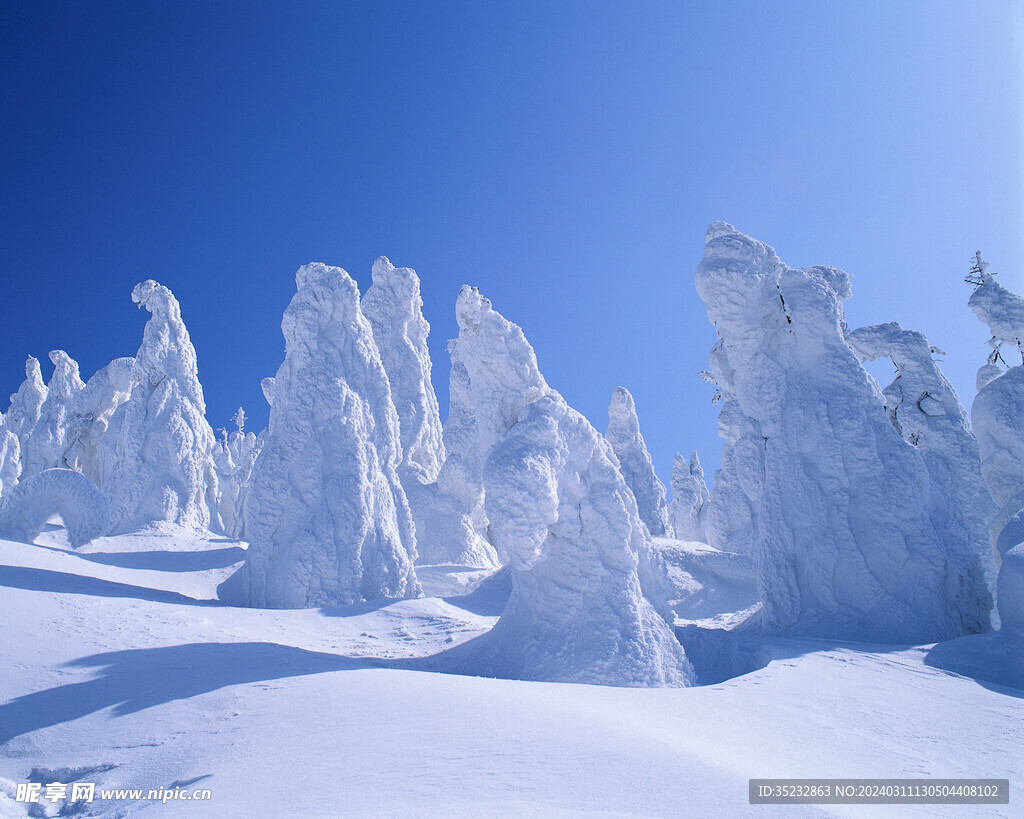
[1, 1, 1021, 488]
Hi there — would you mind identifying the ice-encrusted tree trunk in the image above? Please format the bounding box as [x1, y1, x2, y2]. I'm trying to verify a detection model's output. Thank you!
[696, 222, 991, 643]
[97, 280, 219, 534]
[847, 322, 998, 619]
[605, 386, 671, 537]
[219, 263, 419, 608]
[22, 350, 86, 479]
[417, 286, 552, 568]
[966, 265, 1024, 630]
[361, 257, 446, 558]
[5, 356, 47, 465]
[669, 450, 709, 542]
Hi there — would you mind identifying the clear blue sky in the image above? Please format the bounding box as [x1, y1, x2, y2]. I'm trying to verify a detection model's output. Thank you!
[2, 1, 1021, 489]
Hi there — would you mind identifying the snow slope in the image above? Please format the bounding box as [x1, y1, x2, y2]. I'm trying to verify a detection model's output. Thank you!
[0, 527, 1019, 817]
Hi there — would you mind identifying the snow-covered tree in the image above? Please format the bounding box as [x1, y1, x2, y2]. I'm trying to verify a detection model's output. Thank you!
[605, 386, 671, 537]
[97, 280, 220, 534]
[63, 357, 135, 486]
[5, 355, 47, 463]
[669, 450, 709, 542]
[696, 222, 992, 643]
[21, 350, 85, 479]
[966, 258, 1024, 631]
[362, 257, 447, 559]
[848, 322, 998, 619]
[219, 263, 419, 608]
[415, 286, 550, 568]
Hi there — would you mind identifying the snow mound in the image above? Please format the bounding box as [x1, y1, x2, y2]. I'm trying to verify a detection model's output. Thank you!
[97, 280, 219, 535]
[696, 222, 992, 643]
[449, 393, 692, 687]
[605, 386, 670, 537]
[0, 467, 109, 548]
[651, 537, 758, 623]
[669, 451, 708, 542]
[220, 262, 419, 608]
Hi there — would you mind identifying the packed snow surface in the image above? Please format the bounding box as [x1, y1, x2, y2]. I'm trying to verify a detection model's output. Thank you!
[0, 527, 1019, 817]
[220, 263, 419, 608]
[696, 223, 992, 643]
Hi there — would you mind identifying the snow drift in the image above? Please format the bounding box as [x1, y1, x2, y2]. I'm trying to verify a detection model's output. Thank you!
[220, 263, 419, 608]
[696, 222, 992, 643]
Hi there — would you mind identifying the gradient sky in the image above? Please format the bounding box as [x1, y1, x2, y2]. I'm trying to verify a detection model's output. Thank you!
[2, 1, 1021, 488]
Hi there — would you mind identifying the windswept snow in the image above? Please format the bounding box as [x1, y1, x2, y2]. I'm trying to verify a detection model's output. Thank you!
[696, 222, 992, 643]
[97, 281, 219, 535]
[606, 386, 671, 537]
[220, 263, 419, 608]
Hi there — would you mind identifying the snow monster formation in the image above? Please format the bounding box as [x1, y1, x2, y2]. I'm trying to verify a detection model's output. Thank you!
[5, 356, 47, 465]
[669, 451, 709, 542]
[361, 257, 446, 556]
[97, 281, 219, 535]
[444, 290, 691, 687]
[0, 425, 20, 498]
[415, 286, 553, 568]
[0, 468, 109, 549]
[605, 387, 671, 537]
[696, 223, 991, 643]
[847, 322, 999, 617]
[62, 356, 135, 486]
[21, 350, 86, 479]
[219, 263, 419, 608]
[211, 409, 262, 540]
[966, 261, 1024, 630]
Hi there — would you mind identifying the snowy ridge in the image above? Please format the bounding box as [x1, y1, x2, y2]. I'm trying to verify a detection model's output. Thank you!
[697, 222, 992, 643]
[220, 263, 419, 608]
